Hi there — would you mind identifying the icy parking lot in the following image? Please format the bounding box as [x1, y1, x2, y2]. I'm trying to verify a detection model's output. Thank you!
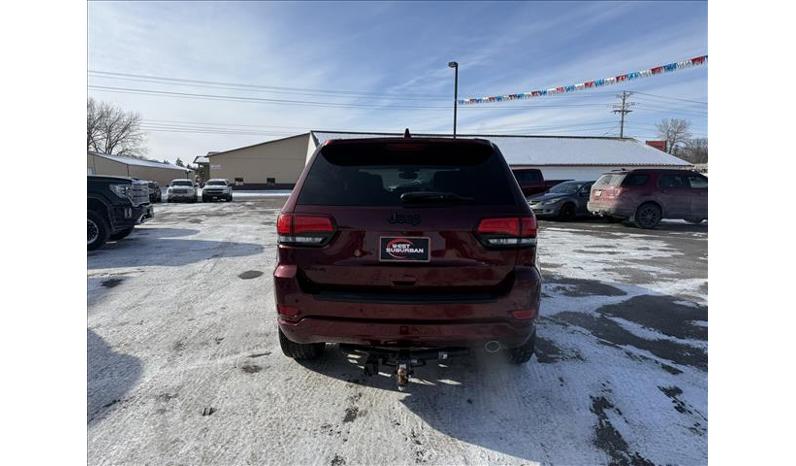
[87, 199, 707, 466]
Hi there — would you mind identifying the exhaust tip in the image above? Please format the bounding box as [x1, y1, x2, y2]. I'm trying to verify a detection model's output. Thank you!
[484, 340, 502, 353]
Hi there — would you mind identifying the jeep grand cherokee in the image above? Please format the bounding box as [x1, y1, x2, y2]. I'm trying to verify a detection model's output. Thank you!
[273, 136, 541, 368]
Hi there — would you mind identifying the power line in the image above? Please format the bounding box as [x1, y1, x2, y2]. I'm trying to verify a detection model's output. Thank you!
[89, 70, 449, 100]
[139, 119, 624, 136]
[632, 91, 706, 105]
[89, 85, 616, 110]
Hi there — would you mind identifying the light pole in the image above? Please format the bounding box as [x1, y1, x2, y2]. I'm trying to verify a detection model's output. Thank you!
[448, 61, 458, 138]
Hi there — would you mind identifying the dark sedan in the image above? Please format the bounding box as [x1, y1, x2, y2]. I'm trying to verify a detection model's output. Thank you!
[528, 180, 595, 220]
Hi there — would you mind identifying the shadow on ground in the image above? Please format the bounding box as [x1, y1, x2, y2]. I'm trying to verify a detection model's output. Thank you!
[539, 218, 708, 234]
[88, 329, 142, 425]
[87, 227, 264, 269]
[294, 279, 707, 463]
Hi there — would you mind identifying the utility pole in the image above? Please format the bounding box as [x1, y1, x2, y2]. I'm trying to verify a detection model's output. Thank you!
[612, 91, 635, 138]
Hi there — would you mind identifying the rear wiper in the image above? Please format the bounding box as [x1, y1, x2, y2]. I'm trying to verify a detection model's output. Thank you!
[400, 191, 474, 203]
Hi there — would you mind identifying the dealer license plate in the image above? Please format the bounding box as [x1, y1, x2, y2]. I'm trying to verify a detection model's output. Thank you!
[379, 237, 430, 263]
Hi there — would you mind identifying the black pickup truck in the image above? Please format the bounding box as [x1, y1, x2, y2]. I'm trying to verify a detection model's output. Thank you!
[88, 175, 154, 250]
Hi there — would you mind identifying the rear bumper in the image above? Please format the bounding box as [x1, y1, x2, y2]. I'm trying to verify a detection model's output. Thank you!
[274, 265, 541, 348]
[279, 318, 535, 348]
[587, 200, 634, 218]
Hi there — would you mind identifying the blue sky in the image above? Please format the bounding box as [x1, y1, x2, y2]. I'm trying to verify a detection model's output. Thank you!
[88, 1, 707, 163]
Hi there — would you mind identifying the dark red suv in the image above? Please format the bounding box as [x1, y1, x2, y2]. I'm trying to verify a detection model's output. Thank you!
[587, 168, 708, 228]
[273, 137, 541, 379]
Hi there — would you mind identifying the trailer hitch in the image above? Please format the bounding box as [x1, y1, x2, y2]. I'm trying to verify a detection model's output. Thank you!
[341, 345, 469, 388]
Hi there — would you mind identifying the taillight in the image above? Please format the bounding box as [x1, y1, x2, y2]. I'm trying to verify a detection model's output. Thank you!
[277, 213, 335, 246]
[476, 216, 537, 248]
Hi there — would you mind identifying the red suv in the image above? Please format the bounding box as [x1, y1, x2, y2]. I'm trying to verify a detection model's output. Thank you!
[587, 168, 708, 228]
[273, 137, 541, 381]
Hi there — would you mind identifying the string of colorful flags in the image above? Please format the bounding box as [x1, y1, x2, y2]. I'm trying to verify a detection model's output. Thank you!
[458, 55, 707, 105]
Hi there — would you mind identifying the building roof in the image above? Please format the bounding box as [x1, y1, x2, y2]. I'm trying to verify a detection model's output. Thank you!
[207, 132, 311, 157]
[194, 155, 209, 164]
[310, 131, 691, 167]
[90, 151, 190, 171]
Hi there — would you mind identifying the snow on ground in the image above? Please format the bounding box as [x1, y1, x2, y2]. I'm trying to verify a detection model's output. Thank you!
[88, 200, 707, 466]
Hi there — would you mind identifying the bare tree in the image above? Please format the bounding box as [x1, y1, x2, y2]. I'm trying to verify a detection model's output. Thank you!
[680, 138, 708, 164]
[87, 98, 146, 157]
[655, 118, 692, 154]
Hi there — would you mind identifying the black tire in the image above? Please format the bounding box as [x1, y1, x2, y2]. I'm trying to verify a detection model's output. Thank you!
[88, 210, 110, 251]
[559, 203, 576, 221]
[202, 196, 209, 203]
[634, 202, 662, 229]
[685, 217, 705, 224]
[109, 227, 134, 241]
[278, 328, 325, 360]
[226, 195, 233, 202]
[507, 330, 536, 364]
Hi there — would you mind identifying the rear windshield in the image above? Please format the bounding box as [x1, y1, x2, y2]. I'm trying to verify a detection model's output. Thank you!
[297, 141, 517, 206]
[594, 174, 626, 187]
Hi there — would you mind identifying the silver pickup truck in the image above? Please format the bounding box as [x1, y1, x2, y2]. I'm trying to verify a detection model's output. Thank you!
[166, 179, 199, 203]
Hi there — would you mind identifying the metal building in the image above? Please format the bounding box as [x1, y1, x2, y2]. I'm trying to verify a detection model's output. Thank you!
[87, 151, 193, 186]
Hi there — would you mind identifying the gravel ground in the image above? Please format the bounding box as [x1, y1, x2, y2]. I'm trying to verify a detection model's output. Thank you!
[88, 199, 708, 466]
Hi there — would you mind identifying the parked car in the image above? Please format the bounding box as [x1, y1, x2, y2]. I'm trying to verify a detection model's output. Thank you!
[166, 179, 198, 202]
[148, 181, 162, 203]
[202, 178, 233, 202]
[274, 136, 541, 386]
[88, 175, 153, 250]
[511, 168, 570, 196]
[587, 169, 708, 228]
[528, 180, 595, 220]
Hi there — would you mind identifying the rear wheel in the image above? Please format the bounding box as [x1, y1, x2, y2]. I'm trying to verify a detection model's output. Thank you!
[278, 328, 325, 360]
[507, 330, 536, 364]
[88, 210, 109, 251]
[559, 203, 576, 220]
[109, 227, 134, 241]
[634, 203, 662, 229]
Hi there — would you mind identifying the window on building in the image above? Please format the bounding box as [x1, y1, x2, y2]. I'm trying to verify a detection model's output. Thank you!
[267, 177, 276, 184]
